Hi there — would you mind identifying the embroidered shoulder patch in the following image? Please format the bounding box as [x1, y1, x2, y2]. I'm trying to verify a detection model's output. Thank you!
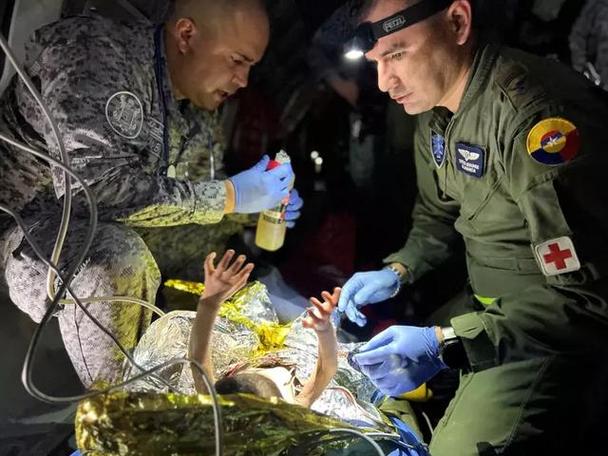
[533, 237, 581, 276]
[105, 91, 144, 139]
[431, 131, 446, 168]
[497, 62, 545, 108]
[455, 143, 486, 178]
[526, 117, 580, 166]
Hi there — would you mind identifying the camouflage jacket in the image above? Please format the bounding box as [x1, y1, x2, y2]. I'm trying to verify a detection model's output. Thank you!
[569, 0, 608, 91]
[0, 15, 227, 229]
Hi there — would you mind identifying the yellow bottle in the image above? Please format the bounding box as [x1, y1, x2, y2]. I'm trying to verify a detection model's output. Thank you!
[255, 151, 293, 251]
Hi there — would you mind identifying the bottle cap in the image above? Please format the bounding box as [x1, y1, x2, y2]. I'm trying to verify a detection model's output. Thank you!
[266, 159, 281, 171]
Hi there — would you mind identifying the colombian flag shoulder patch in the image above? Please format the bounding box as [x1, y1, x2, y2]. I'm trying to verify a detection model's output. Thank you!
[526, 117, 580, 166]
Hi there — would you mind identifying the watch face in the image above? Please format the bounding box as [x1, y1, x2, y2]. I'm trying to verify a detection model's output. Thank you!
[441, 339, 469, 371]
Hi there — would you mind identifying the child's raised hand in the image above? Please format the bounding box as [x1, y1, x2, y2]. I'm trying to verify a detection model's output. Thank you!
[202, 250, 254, 304]
[302, 287, 341, 332]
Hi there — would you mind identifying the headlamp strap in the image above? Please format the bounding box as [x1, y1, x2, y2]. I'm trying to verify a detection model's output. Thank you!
[370, 0, 454, 40]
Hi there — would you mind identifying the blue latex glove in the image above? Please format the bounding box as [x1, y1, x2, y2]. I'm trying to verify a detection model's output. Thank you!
[229, 155, 294, 214]
[353, 326, 446, 397]
[337, 269, 400, 327]
[284, 188, 303, 228]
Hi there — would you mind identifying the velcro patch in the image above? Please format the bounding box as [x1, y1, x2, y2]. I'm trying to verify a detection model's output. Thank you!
[105, 91, 144, 139]
[526, 117, 580, 166]
[455, 143, 485, 178]
[431, 131, 446, 168]
[534, 237, 581, 276]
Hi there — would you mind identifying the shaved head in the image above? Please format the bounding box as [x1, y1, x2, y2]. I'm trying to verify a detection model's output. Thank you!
[165, 0, 270, 110]
[171, 0, 268, 34]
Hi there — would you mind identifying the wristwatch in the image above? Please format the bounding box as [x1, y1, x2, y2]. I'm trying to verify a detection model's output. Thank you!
[439, 326, 457, 346]
[384, 264, 405, 297]
[386, 263, 409, 283]
[439, 326, 469, 370]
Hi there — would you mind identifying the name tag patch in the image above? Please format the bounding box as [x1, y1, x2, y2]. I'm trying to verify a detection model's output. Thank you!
[455, 143, 485, 178]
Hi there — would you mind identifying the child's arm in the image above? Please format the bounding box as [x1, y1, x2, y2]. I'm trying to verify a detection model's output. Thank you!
[189, 250, 254, 393]
[295, 287, 341, 408]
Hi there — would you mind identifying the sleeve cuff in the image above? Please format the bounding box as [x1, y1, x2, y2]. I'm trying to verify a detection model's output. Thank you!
[450, 312, 497, 372]
[191, 180, 226, 224]
[383, 251, 416, 284]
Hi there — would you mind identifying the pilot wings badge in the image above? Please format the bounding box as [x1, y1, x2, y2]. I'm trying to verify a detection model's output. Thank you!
[455, 143, 486, 178]
[458, 148, 480, 162]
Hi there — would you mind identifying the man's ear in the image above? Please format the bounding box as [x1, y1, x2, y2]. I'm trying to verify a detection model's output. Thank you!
[447, 0, 473, 46]
[174, 17, 197, 54]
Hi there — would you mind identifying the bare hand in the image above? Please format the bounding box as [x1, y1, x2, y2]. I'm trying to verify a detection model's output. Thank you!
[303, 287, 341, 332]
[202, 250, 254, 304]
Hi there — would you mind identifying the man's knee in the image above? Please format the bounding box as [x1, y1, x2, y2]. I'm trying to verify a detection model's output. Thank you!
[57, 224, 161, 386]
[70, 223, 161, 297]
[4, 226, 50, 323]
[3, 221, 161, 385]
[429, 356, 602, 456]
[4, 222, 160, 319]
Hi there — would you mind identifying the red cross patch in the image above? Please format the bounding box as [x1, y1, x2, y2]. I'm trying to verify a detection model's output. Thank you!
[534, 237, 581, 276]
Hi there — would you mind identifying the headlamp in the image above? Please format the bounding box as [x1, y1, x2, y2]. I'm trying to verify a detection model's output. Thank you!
[344, 0, 454, 60]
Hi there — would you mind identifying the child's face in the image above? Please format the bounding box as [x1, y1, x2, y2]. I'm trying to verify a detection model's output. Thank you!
[245, 366, 298, 403]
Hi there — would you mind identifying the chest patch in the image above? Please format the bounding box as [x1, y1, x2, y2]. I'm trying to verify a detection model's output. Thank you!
[455, 143, 486, 178]
[526, 117, 580, 166]
[105, 91, 144, 139]
[533, 236, 581, 276]
[431, 131, 446, 168]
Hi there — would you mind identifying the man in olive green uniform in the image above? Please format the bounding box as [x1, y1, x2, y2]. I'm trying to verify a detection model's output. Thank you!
[338, 0, 608, 454]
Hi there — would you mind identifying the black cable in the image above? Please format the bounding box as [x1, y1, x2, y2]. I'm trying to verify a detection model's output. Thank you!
[0, 29, 224, 456]
[0, 202, 173, 392]
[0, 111, 224, 456]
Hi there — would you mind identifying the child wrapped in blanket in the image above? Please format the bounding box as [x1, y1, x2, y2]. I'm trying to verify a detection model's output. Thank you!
[126, 250, 427, 455]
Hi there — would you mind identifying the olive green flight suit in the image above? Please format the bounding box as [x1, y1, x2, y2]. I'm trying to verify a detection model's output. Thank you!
[384, 44, 608, 454]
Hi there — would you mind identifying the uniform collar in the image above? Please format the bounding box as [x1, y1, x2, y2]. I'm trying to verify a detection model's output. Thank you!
[154, 26, 180, 112]
[456, 42, 499, 114]
[429, 106, 452, 135]
[155, 26, 199, 132]
[429, 43, 499, 133]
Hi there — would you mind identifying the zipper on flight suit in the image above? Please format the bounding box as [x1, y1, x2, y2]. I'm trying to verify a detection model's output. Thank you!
[441, 116, 458, 200]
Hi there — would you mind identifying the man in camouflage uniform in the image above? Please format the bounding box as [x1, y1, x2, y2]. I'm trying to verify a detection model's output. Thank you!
[338, 0, 608, 453]
[0, 0, 301, 387]
[569, 0, 608, 91]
